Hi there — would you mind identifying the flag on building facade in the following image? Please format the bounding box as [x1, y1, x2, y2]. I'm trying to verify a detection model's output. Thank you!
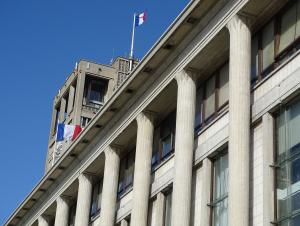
[52, 123, 82, 165]
[135, 12, 147, 27]
[56, 123, 82, 142]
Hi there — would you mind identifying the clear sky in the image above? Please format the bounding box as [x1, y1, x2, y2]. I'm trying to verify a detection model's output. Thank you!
[0, 0, 189, 224]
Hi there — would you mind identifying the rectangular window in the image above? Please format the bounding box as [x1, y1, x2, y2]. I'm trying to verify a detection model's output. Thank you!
[275, 98, 300, 226]
[197, 62, 229, 129]
[205, 75, 216, 119]
[80, 117, 91, 128]
[68, 201, 76, 226]
[118, 151, 135, 196]
[84, 76, 107, 108]
[210, 153, 228, 226]
[251, 1, 300, 82]
[152, 112, 176, 168]
[164, 191, 172, 226]
[90, 179, 102, 220]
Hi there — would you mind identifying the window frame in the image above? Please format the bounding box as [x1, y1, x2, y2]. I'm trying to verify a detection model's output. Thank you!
[197, 62, 229, 131]
[252, 1, 300, 83]
[118, 150, 135, 197]
[151, 111, 176, 168]
[208, 150, 229, 226]
[273, 97, 300, 225]
[89, 179, 103, 221]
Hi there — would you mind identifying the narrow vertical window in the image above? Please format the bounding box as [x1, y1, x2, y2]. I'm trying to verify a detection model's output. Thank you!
[275, 98, 300, 225]
[210, 153, 228, 226]
[164, 191, 172, 226]
[262, 20, 275, 71]
[218, 64, 229, 108]
[90, 179, 102, 219]
[205, 75, 216, 119]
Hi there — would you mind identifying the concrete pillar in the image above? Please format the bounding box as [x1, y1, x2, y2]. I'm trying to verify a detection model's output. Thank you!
[120, 219, 129, 226]
[59, 97, 67, 122]
[100, 145, 121, 226]
[227, 14, 251, 226]
[199, 158, 212, 226]
[262, 113, 275, 226]
[74, 173, 93, 226]
[131, 111, 155, 226]
[38, 215, 50, 226]
[67, 85, 75, 114]
[50, 106, 58, 136]
[171, 69, 196, 226]
[54, 196, 70, 226]
[73, 71, 86, 125]
[154, 192, 166, 226]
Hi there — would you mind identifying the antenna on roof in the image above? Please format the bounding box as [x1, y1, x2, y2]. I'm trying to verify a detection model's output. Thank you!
[75, 62, 78, 70]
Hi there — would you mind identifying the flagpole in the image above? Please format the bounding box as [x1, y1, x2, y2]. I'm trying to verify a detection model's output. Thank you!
[129, 13, 136, 71]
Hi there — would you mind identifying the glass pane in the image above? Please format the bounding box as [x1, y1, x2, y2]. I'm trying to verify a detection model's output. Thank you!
[277, 165, 288, 219]
[162, 135, 172, 158]
[219, 64, 229, 107]
[205, 75, 216, 118]
[214, 154, 228, 199]
[287, 100, 300, 156]
[164, 193, 172, 226]
[280, 5, 297, 52]
[262, 20, 275, 71]
[251, 35, 259, 80]
[195, 89, 203, 128]
[213, 198, 228, 226]
[292, 214, 300, 226]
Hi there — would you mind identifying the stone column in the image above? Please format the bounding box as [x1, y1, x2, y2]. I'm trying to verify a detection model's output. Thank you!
[262, 113, 275, 226]
[74, 173, 93, 226]
[171, 69, 196, 226]
[199, 158, 212, 226]
[227, 14, 251, 226]
[131, 111, 155, 226]
[38, 215, 50, 226]
[67, 85, 75, 114]
[120, 219, 129, 226]
[100, 145, 121, 226]
[54, 196, 70, 226]
[59, 97, 67, 122]
[154, 192, 166, 226]
[73, 71, 86, 125]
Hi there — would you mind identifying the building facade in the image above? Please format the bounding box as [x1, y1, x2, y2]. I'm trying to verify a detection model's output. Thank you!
[5, 0, 300, 226]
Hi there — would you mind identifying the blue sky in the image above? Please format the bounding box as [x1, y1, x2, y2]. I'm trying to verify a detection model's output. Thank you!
[0, 0, 189, 224]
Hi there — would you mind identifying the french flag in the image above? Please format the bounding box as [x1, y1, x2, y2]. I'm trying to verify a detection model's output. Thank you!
[56, 123, 82, 142]
[135, 12, 147, 27]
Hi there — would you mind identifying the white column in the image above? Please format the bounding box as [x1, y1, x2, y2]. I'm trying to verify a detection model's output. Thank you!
[54, 196, 70, 226]
[227, 14, 251, 226]
[73, 72, 86, 125]
[120, 219, 129, 226]
[171, 69, 197, 226]
[74, 173, 93, 226]
[131, 111, 155, 226]
[100, 145, 121, 226]
[38, 215, 50, 226]
[154, 192, 166, 226]
[199, 158, 212, 226]
[262, 113, 275, 226]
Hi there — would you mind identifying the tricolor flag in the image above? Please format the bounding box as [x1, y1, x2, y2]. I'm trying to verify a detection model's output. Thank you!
[56, 123, 82, 142]
[135, 12, 147, 27]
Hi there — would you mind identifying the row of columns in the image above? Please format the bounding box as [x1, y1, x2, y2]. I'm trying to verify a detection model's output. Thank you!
[39, 14, 252, 226]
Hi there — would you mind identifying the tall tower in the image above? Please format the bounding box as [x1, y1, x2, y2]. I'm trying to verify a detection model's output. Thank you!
[45, 58, 136, 172]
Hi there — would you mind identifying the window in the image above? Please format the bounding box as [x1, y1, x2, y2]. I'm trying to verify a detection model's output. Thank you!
[53, 104, 60, 135]
[118, 151, 135, 196]
[210, 152, 228, 226]
[152, 112, 176, 168]
[275, 98, 300, 226]
[196, 63, 229, 129]
[84, 76, 107, 108]
[68, 201, 76, 226]
[80, 117, 91, 128]
[251, 1, 300, 82]
[90, 179, 103, 220]
[164, 191, 172, 226]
